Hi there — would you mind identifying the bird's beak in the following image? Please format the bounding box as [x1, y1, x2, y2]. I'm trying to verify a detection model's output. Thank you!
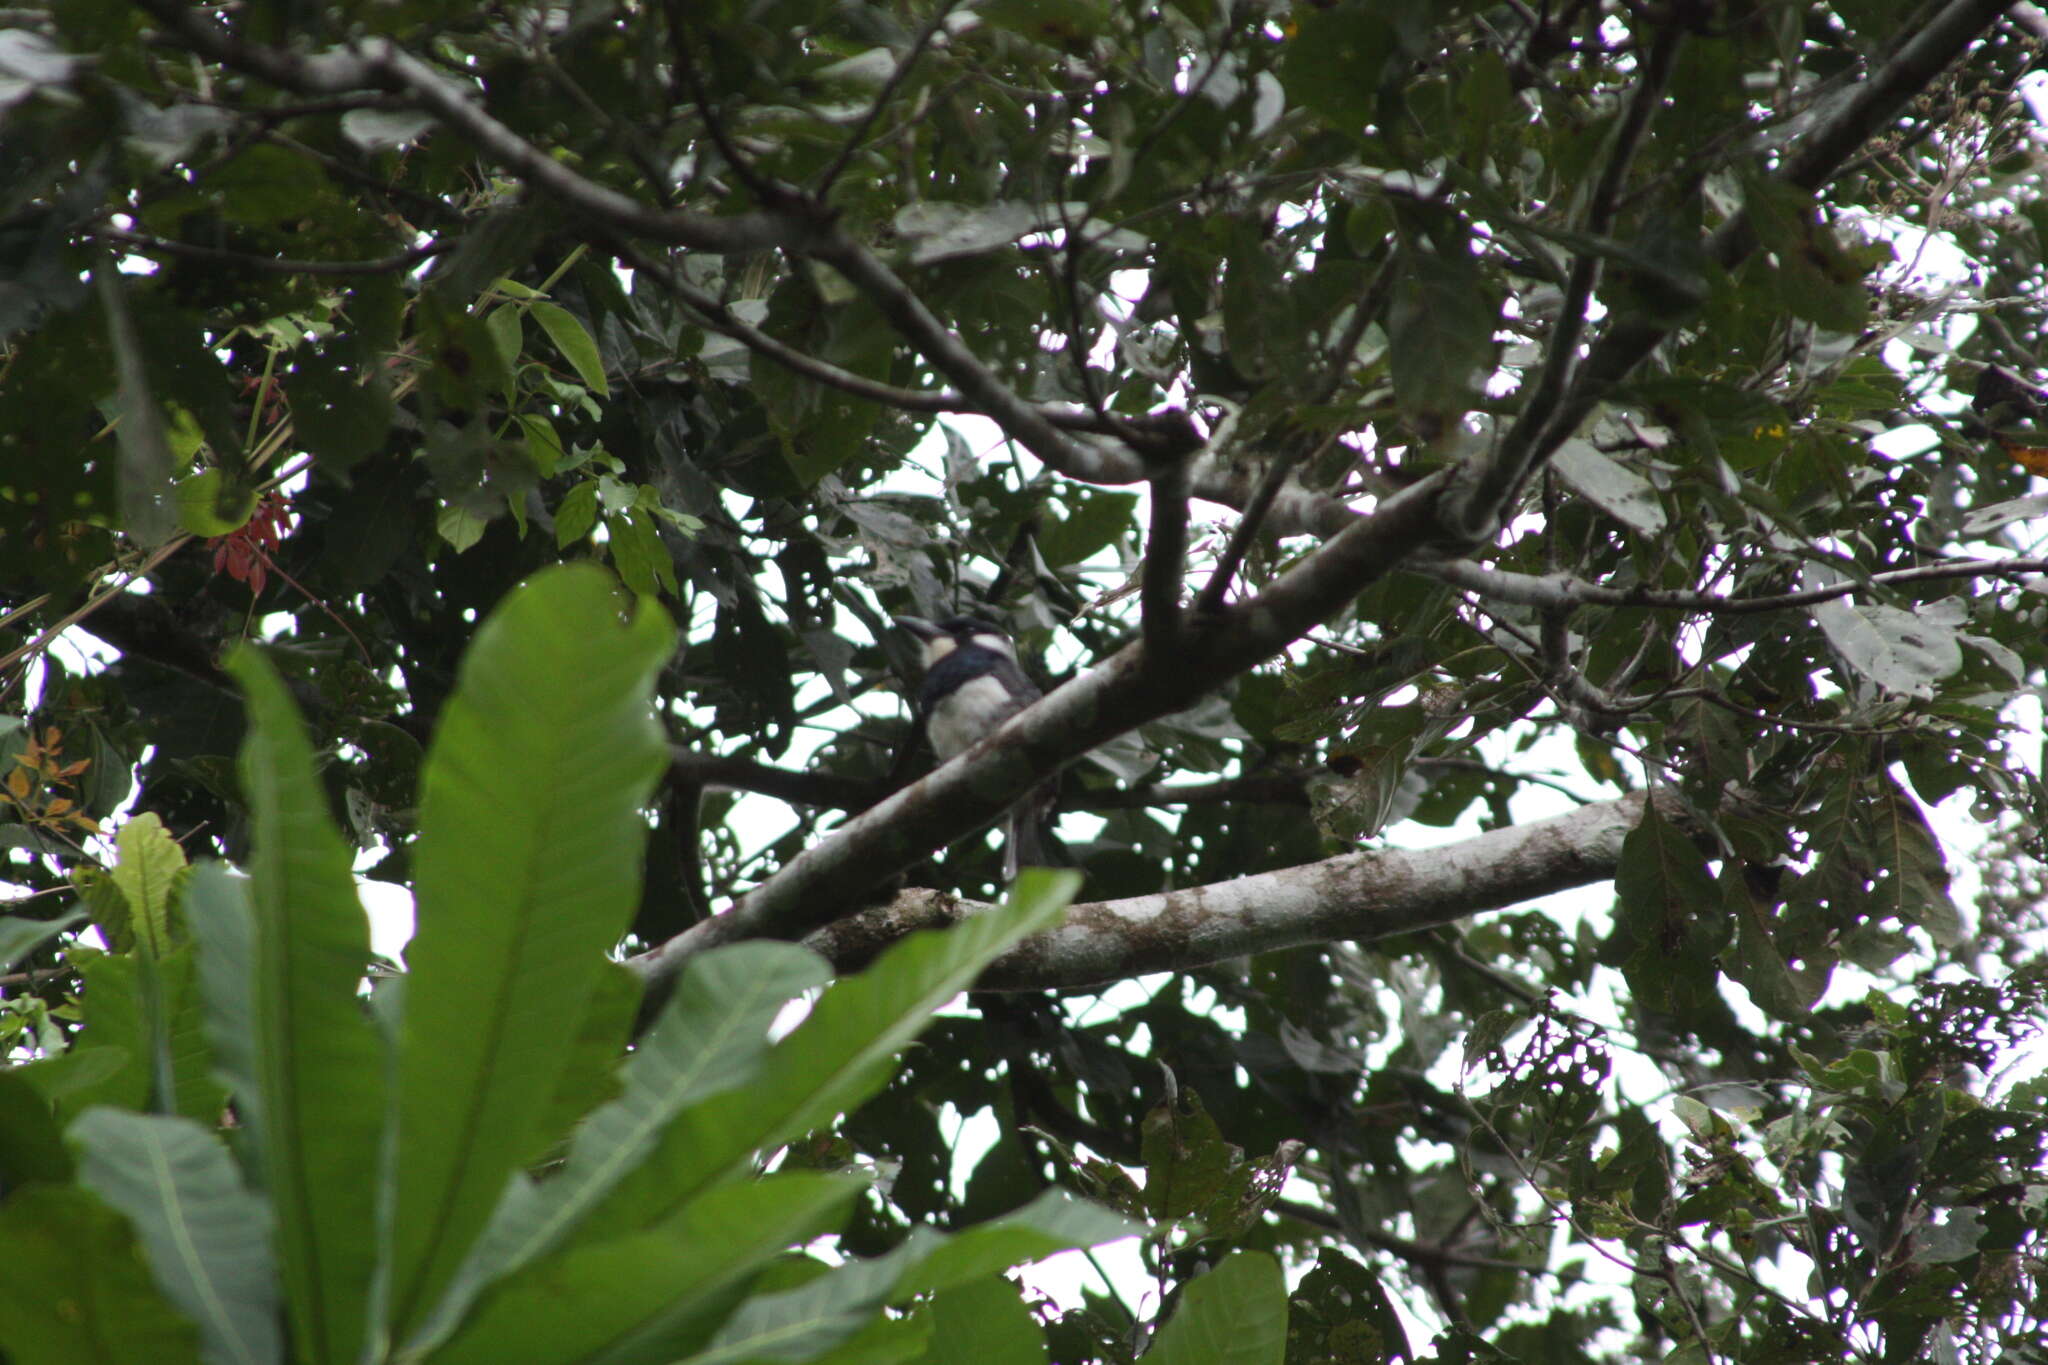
[893, 615, 941, 641]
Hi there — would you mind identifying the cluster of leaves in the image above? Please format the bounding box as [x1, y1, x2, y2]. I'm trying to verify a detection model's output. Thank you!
[3, 569, 1277, 1365]
[1, 0, 2048, 1361]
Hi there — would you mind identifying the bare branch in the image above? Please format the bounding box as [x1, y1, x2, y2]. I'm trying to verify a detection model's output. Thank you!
[1420, 554, 2048, 615]
[786, 792, 1658, 990]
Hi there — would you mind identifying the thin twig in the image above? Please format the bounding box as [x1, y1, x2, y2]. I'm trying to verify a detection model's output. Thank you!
[1192, 434, 1323, 614]
[93, 226, 447, 276]
[815, 0, 964, 195]
[663, 3, 788, 206]
[1443, 18, 1687, 543]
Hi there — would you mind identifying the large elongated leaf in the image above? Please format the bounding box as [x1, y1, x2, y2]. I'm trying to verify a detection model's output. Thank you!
[70, 1108, 281, 1365]
[413, 941, 831, 1353]
[423, 1172, 869, 1365]
[75, 945, 222, 1124]
[0, 1183, 205, 1365]
[694, 1191, 1132, 1365]
[430, 1185, 1127, 1365]
[189, 647, 390, 1365]
[386, 565, 675, 1337]
[586, 871, 1081, 1240]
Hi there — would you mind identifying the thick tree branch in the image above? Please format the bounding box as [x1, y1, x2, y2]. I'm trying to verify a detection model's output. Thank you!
[1420, 554, 2048, 614]
[786, 793, 1656, 990]
[1142, 455, 1193, 650]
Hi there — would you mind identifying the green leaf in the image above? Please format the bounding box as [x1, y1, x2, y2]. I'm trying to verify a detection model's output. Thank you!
[605, 508, 676, 598]
[483, 306, 523, 387]
[70, 1107, 282, 1365]
[109, 811, 187, 959]
[95, 264, 179, 547]
[173, 467, 258, 537]
[911, 1277, 1046, 1365]
[893, 1188, 1136, 1297]
[424, 1172, 870, 1365]
[555, 479, 600, 547]
[1549, 439, 1668, 536]
[1723, 863, 1831, 1021]
[1041, 491, 1138, 567]
[436, 501, 491, 553]
[893, 201, 1044, 267]
[586, 871, 1081, 1238]
[1284, 1249, 1411, 1365]
[0, 1184, 205, 1365]
[0, 1067, 72, 1186]
[75, 946, 221, 1124]
[385, 564, 676, 1338]
[531, 301, 609, 396]
[290, 347, 394, 474]
[0, 910, 83, 971]
[1144, 1251, 1285, 1365]
[209, 643, 391, 1365]
[1387, 244, 1498, 432]
[688, 1192, 1126, 1365]
[8, 1045, 138, 1126]
[412, 941, 831, 1352]
[1613, 801, 1723, 1020]
[1809, 597, 1963, 699]
[531, 959, 643, 1159]
[1868, 778, 1963, 948]
[1279, 9, 1394, 131]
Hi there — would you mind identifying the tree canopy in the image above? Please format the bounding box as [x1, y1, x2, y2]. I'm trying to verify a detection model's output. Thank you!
[5, 0, 2048, 1361]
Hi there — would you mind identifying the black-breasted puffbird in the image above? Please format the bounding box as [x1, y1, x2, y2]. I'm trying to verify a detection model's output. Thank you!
[894, 614, 1060, 880]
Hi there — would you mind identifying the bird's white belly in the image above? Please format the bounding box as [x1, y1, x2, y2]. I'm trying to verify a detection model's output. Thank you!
[928, 675, 1023, 759]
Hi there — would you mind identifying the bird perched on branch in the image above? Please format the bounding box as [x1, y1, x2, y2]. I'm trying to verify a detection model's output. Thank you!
[895, 614, 1059, 880]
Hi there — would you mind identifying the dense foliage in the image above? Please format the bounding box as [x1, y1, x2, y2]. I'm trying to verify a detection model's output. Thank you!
[5, 0, 2048, 1361]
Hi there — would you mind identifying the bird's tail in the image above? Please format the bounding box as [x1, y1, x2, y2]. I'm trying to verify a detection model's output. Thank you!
[1003, 785, 1066, 881]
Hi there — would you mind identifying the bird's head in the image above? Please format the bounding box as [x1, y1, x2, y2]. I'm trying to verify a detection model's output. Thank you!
[894, 614, 1016, 669]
